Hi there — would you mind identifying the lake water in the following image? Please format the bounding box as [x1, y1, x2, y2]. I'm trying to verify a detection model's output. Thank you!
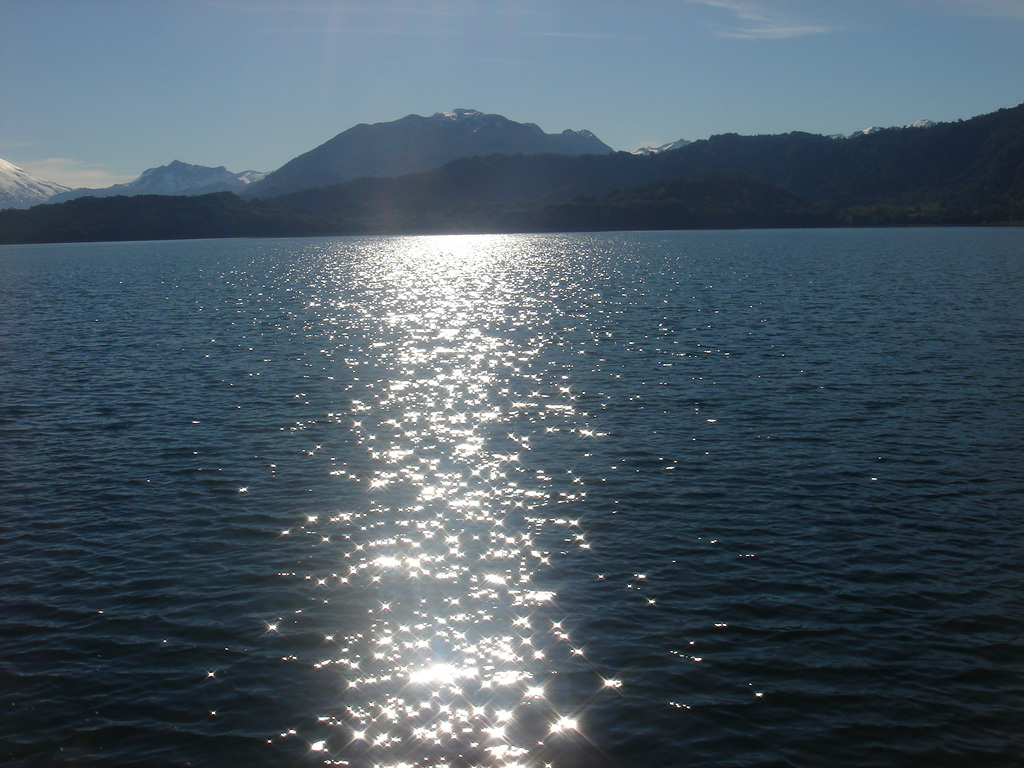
[1, 229, 1022, 768]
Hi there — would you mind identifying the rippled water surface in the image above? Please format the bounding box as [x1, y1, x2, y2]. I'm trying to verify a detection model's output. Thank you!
[2, 229, 1023, 768]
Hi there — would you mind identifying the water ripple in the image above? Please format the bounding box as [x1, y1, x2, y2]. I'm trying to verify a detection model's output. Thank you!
[1, 230, 1023, 768]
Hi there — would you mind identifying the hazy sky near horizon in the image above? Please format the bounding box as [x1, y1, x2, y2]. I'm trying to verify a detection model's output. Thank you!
[2, 0, 1022, 188]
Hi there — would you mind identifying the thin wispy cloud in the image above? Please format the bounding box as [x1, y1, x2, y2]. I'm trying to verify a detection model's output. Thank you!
[205, 0, 537, 20]
[681, 0, 835, 38]
[925, 0, 1024, 18]
[18, 158, 134, 190]
[525, 29, 632, 40]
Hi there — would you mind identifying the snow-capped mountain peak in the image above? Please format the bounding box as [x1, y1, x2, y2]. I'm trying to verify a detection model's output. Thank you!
[129, 160, 261, 194]
[849, 126, 887, 138]
[0, 157, 70, 209]
[246, 109, 613, 199]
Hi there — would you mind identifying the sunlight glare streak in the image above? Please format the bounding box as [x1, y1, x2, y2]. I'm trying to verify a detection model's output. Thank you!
[284, 235, 611, 766]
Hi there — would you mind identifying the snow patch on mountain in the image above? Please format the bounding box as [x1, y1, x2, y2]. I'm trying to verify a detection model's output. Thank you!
[434, 109, 486, 121]
[0, 157, 71, 209]
[237, 170, 268, 185]
[632, 139, 692, 156]
[848, 119, 935, 138]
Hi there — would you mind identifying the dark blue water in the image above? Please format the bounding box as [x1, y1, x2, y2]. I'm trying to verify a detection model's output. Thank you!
[2, 229, 1022, 768]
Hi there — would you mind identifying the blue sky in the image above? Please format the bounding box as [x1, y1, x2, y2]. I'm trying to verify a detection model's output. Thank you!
[2, 0, 1022, 188]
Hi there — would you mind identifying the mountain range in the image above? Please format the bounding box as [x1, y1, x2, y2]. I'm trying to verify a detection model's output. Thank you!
[0, 110, 946, 209]
[0, 110, 953, 210]
[1, 102, 1021, 241]
[46, 160, 266, 204]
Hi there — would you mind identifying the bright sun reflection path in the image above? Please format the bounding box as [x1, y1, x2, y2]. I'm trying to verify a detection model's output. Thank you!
[279, 236, 613, 767]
